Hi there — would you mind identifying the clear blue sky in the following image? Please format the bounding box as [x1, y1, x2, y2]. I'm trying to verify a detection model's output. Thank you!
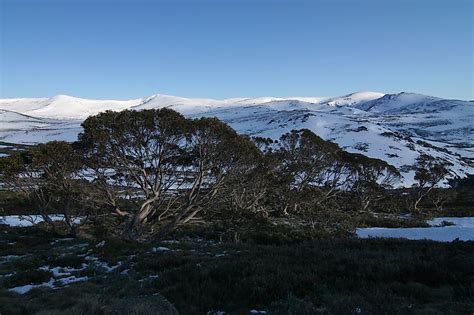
[0, 0, 472, 100]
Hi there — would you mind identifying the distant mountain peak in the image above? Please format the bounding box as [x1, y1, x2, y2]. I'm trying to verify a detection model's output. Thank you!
[320, 91, 385, 107]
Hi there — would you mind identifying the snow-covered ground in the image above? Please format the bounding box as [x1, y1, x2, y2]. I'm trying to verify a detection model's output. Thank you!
[357, 217, 474, 242]
[0, 215, 82, 227]
[8, 275, 89, 294]
[1, 91, 473, 186]
[0, 237, 129, 294]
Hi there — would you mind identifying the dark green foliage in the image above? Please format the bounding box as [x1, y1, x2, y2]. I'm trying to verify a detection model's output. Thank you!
[0, 223, 473, 314]
[0, 141, 86, 233]
[412, 154, 453, 212]
[449, 174, 474, 189]
[267, 295, 317, 314]
[78, 109, 260, 240]
[355, 212, 429, 228]
[3, 269, 52, 288]
[151, 238, 474, 314]
[0, 190, 33, 215]
[248, 129, 401, 222]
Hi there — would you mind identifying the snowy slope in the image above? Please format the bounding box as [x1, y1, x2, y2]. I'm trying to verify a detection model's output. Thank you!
[320, 91, 384, 107]
[0, 95, 142, 119]
[0, 110, 81, 144]
[0, 91, 473, 186]
[0, 110, 50, 130]
[355, 93, 474, 146]
[356, 92, 440, 113]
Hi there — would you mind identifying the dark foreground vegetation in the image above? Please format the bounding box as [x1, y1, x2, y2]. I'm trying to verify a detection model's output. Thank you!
[0, 224, 473, 315]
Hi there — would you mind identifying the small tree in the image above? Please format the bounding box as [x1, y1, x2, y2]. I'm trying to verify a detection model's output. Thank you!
[412, 154, 452, 212]
[34, 142, 88, 233]
[344, 152, 400, 212]
[273, 129, 350, 216]
[428, 188, 457, 211]
[1, 151, 55, 227]
[0, 141, 85, 233]
[217, 142, 273, 221]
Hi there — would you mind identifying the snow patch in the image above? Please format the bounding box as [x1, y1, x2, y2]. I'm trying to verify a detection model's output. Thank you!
[0, 215, 82, 227]
[152, 246, 171, 252]
[357, 217, 474, 242]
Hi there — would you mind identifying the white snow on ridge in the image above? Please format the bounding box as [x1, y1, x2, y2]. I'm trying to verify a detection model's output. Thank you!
[321, 91, 385, 107]
[356, 92, 438, 113]
[0, 95, 142, 119]
[0, 93, 374, 119]
[0, 98, 50, 113]
[0, 91, 473, 186]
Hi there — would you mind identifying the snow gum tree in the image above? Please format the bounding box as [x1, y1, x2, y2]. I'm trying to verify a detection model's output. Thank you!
[79, 109, 258, 240]
[213, 137, 273, 221]
[343, 152, 401, 212]
[412, 154, 452, 212]
[0, 141, 85, 233]
[263, 129, 400, 218]
[273, 129, 349, 216]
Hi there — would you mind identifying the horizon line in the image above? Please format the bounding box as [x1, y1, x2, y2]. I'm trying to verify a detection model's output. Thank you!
[1, 90, 472, 102]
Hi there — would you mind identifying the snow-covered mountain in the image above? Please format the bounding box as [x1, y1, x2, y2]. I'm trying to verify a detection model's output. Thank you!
[320, 91, 385, 107]
[0, 95, 141, 120]
[0, 91, 473, 186]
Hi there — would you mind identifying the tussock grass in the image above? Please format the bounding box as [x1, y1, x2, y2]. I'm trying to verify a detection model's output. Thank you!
[0, 223, 473, 314]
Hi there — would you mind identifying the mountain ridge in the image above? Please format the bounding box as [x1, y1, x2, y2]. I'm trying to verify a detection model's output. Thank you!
[1, 91, 473, 186]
